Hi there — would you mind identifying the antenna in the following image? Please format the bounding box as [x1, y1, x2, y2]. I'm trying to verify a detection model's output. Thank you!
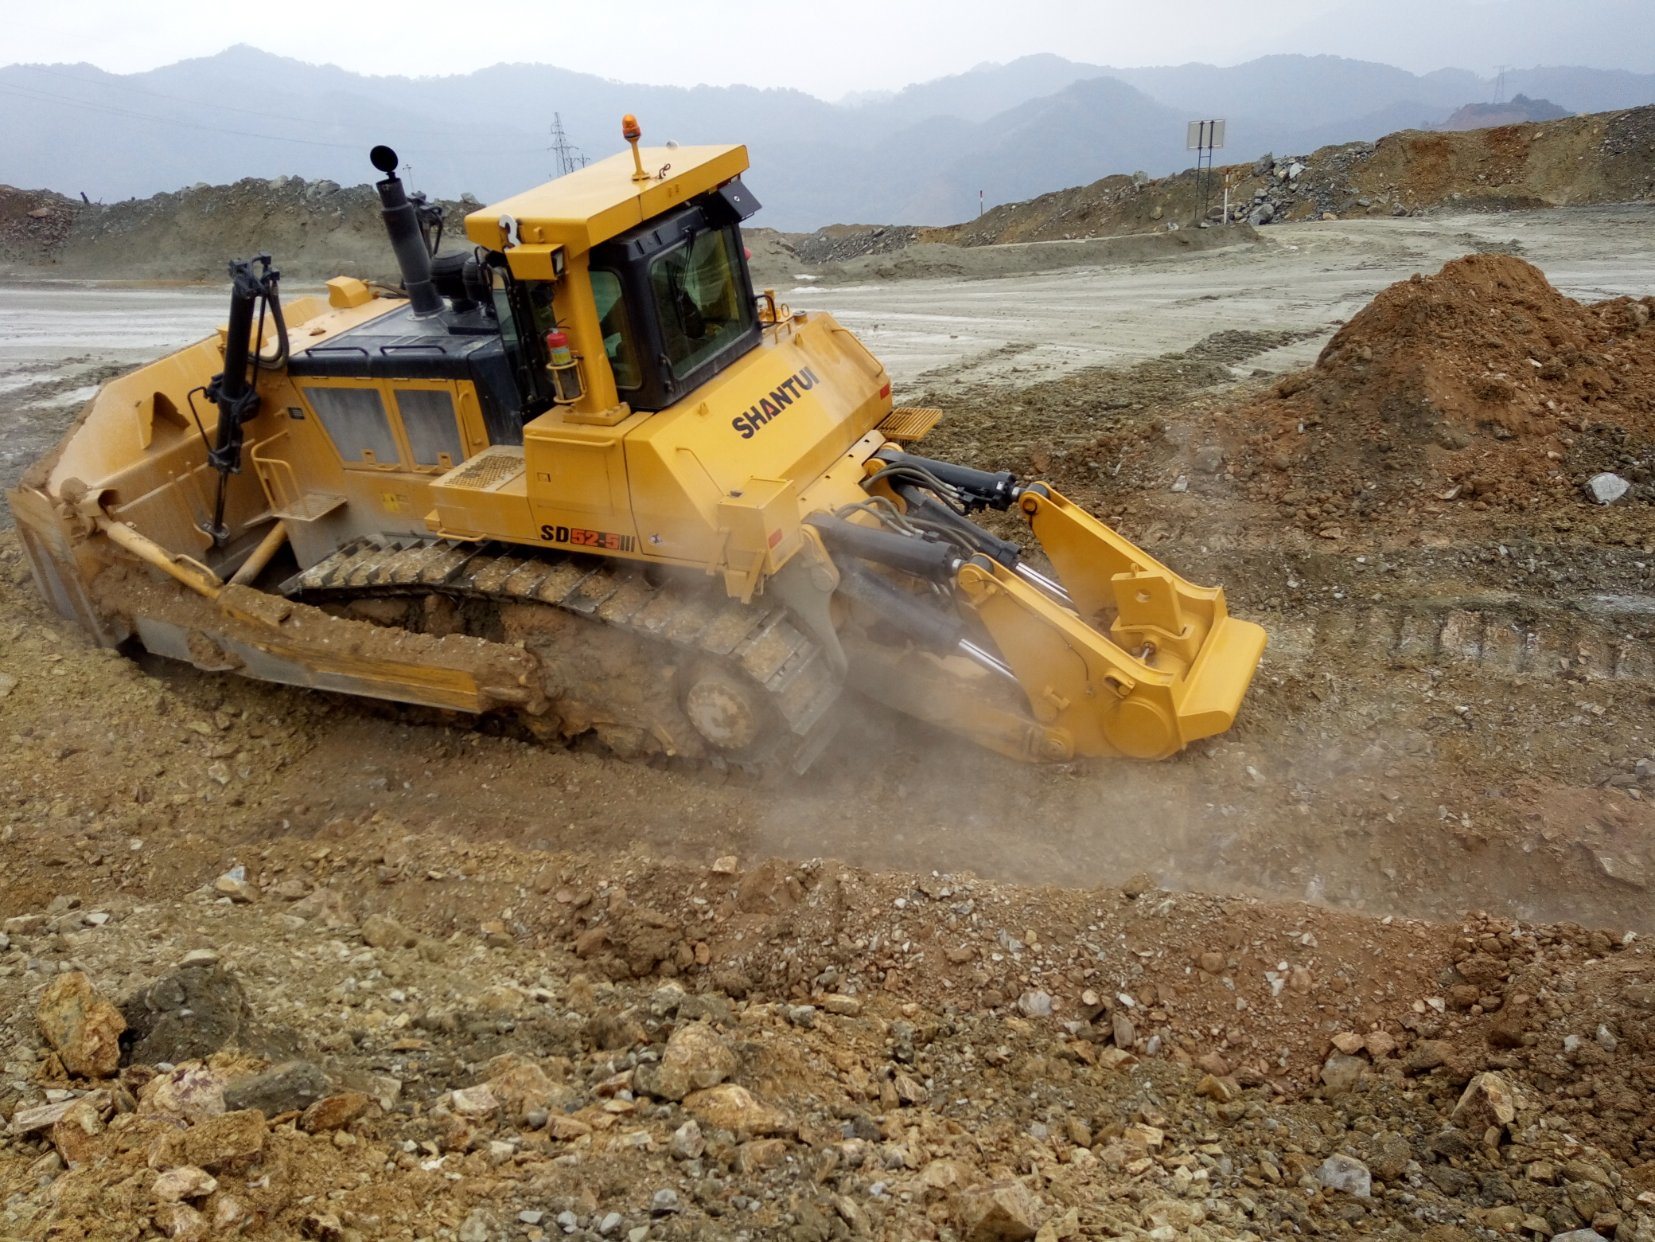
[1493, 65, 1511, 104]
[549, 113, 590, 176]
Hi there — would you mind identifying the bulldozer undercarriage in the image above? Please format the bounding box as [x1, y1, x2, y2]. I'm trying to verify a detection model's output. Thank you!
[286, 538, 840, 771]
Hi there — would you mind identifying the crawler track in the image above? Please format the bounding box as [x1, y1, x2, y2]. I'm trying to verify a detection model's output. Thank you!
[285, 536, 843, 772]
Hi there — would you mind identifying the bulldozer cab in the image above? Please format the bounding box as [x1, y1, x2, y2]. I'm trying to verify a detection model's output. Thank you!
[465, 134, 763, 424]
[588, 188, 762, 411]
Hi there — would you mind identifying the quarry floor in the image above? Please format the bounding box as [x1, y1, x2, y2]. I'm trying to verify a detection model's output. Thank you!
[0, 205, 1652, 1242]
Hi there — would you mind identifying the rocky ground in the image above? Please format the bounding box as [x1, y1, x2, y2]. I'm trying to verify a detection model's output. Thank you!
[936, 105, 1655, 245]
[1, 146, 1654, 1241]
[0, 818, 1651, 1242]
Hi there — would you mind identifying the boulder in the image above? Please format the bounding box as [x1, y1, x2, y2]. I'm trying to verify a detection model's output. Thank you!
[37, 972, 125, 1078]
[483, 1055, 565, 1120]
[1317, 1153, 1372, 1197]
[1585, 473, 1630, 505]
[734, 1138, 790, 1173]
[140, 1066, 228, 1123]
[636, 1023, 737, 1102]
[49, 1096, 106, 1167]
[300, 1091, 372, 1133]
[682, 1084, 793, 1137]
[1192, 445, 1225, 475]
[9, 1098, 81, 1135]
[955, 1178, 1044, 1242]
[121, 964, 258, 1065]
[449, 1084, 499, 1119]
[670, 1119, 704, 1160]
[153, 1202, 208, 1240]
[1321, 1053, 1366, 1094]
[222, 1060, 332, 1116]
[153, 1166, 218, 1203]
[1450, 1071, 1519, 1134]
[173, 1110, 266, 1171]
[359, 914, 415, 949]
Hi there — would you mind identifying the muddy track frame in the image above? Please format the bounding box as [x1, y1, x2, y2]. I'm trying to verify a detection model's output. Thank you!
[283, 536, 844, 773]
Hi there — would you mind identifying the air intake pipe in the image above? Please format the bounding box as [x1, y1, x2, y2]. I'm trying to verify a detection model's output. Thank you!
[370, 145, 442, 317]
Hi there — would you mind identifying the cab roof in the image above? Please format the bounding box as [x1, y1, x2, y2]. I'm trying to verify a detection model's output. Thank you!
[464, 143, 750, 259]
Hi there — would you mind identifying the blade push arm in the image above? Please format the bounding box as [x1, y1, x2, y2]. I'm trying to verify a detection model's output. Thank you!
[832, 449, 1265, 762]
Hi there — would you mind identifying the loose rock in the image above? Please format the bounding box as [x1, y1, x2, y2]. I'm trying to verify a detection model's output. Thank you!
[956, 1177, 1045, 1242]
[1317, 1153, 1373, 1198]
[37, 971, 125, 1078]
[635, 1021, 737, 1101]
[1450, 1071, 1520, 1135]
[222, 1060, 333, 1115]
[153, 1166, 218, 1203]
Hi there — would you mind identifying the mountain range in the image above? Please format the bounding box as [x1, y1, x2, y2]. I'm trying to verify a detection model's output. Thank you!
[2, 44, 1652, 229]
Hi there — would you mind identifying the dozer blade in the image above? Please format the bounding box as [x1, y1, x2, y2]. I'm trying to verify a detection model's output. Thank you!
[948, 483, 1266, 761]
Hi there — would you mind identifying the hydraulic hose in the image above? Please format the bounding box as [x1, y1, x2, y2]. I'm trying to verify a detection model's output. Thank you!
[204, 254, 285, 545]
[807, 514, 963, 582]
[875, 447, 1019, 511]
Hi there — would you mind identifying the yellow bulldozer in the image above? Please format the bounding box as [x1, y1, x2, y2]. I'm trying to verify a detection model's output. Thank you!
[7, 117, 1266, 772]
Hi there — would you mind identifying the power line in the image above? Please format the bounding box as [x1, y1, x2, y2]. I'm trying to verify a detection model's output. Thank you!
[0, 84, 367, 150]
[0, 82, 546, 157]
[10, 64, 496, 137]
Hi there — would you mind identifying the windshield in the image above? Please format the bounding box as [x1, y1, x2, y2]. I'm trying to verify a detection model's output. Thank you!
[649, 226, 752, 379]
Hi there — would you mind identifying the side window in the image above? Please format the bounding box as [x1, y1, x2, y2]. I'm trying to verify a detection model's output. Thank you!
[524, 280, 557, 338]
[488, 264, 549, 410]
[590, 270, 641, 391]
[395, 388, 463, 468]
[302, 385, 399, 466]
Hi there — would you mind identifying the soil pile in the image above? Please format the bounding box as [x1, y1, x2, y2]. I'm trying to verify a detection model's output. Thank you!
[0, 177, 482, 284]
[1205, 254, 1655, 532]
[1438, 95, 1571, 132]
[0, 186, 79, 268]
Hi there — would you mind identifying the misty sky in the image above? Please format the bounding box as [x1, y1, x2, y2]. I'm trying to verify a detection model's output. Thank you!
[8, 0, 1601, 99]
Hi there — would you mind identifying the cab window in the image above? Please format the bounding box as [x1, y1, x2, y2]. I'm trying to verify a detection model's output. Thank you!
[649, 229, 752, 380]
[591, 269, 641, 390]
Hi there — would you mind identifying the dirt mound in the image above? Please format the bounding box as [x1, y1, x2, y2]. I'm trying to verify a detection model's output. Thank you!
[1204, 254, 1655, 532]
[0, 186, 82, 267]
[776, 223, 925, 264]
[1439, 95, 1571, 132]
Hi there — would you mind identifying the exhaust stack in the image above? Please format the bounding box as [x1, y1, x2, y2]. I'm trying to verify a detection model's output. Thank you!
[370, 145, 442, 317]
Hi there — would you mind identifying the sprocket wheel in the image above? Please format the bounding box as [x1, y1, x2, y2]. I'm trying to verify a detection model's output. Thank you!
[680, 665, 768, 754]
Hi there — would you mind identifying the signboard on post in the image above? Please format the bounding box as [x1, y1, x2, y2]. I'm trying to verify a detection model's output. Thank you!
[1187, 119, 1226, 151]
[1186, 119, 1227, 226]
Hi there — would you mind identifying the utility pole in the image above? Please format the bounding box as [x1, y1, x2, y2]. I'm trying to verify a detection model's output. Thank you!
[549, 113, 589, 177]
[1493, 66, 1511, 104]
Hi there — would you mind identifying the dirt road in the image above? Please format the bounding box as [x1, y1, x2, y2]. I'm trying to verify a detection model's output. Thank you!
[802, 206, 1655, 390]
